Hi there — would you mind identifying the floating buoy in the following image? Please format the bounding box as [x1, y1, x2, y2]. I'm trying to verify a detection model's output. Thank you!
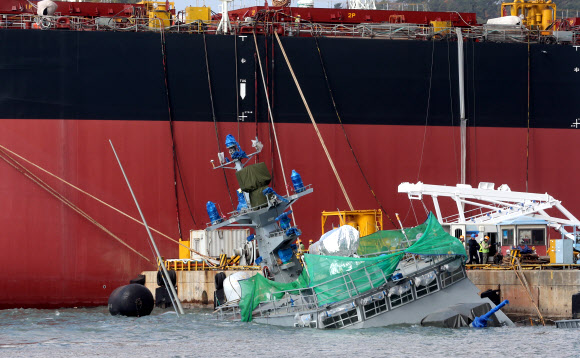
[108, 284, 154, 317]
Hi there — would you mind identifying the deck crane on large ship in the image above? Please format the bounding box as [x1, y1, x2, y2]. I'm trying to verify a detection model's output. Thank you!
[398, 182, 580, 246]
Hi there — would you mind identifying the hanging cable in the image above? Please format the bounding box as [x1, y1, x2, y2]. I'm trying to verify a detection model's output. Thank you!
[264, 33, 275, 188]
[526, 34, 531, 192]
[420, 199, 429, 216]
[159, 24, 197, 235]
[253, 32, 296, 224]
[411, 200, 419, 226]
[416, 38, 436, 182]
[446, 37, 459, 184]
[234, 29, 240, 140]
[313, 36, 396, 228]
[203, 33, 235, 210]
[274, 31, 354, 211]
[254, 52, 259, 163]
[471, 40, 478, 183]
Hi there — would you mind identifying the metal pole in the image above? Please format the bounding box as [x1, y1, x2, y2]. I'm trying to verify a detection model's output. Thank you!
[109, 140, 185, 315]
[395, 213, 411, 246]
[456, 28, 467, 185]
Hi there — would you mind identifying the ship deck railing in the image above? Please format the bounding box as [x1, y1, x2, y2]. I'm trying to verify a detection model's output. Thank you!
[164, 258, 261, 271]
[2, 14, 579, 45]
[252, 254, 463, 320]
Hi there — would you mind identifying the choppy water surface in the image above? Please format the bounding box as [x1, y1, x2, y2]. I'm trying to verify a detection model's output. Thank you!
[0, 307, 577, 357]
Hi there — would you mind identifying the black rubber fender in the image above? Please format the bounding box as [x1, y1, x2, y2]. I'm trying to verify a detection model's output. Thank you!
[108, 284, 154, 317]
[214, 272, 226, 290]
[129, 274, 146, 285]
[214, 288, 226, 310]
[157, 270, 177, 287]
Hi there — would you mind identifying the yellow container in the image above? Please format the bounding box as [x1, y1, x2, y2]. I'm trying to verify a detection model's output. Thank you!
[179, 239, 190, 260]
[541, 9, 553, 30]
[430, 21, 451, 33]
[185, 6, 211, 22]
[548, 239, 556, 264]
[356, 214, 378, 237]
[149, 6, 171, 28]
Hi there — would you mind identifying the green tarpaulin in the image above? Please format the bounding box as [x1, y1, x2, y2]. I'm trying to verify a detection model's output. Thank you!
[357, 222, 428, 256]
[303, 251, 404, 306]
[404, 213, 467, 257]
[239, 270, 309, 322]
[238, 213, 466, 321]
[235, 162, 271, 192]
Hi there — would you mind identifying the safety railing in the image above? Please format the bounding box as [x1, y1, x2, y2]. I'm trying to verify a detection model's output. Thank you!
[439, 264, 467, 288]
[254, 255, 461, 318]
[215, 300, 243, 320]
[2, 14, 580, 45]
[254, 287, 319, 317]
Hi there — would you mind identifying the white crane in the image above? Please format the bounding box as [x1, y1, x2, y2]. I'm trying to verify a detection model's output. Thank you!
[398, 182, 580, 242]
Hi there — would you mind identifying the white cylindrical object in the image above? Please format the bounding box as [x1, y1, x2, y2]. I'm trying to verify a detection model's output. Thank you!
[37, 0, 58, 16]
[297, 0, 314, 7]
[223, 271, 253, 302]
[487, 16, 521, 25]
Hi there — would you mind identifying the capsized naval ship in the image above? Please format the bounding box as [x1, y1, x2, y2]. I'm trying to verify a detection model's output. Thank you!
[210, 136, 513, 328]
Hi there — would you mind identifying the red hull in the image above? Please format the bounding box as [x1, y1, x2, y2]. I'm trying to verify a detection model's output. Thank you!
[0, 119, 577, 308]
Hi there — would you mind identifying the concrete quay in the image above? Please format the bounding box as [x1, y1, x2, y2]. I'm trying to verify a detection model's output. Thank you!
[143, 270, 257, 307]
[141, 269, 580, 319]
[467, 269, 580, 320]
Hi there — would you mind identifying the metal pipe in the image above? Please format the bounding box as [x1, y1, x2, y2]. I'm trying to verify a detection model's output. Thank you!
[109, 140, 184, 316]
[456, 27, 467, 185]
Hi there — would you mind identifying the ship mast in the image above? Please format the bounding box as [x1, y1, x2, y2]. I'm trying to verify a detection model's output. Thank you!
[207, 136, 312, 283]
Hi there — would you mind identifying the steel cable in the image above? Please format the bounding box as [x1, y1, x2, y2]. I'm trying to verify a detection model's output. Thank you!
[159, 24, 197, 237]
[0, 147, 152, 264]
[313, 36, 396, 228]
[203, 33, 235, 210]
[0, 144, 214, 260]
[274, 31, 353, 211]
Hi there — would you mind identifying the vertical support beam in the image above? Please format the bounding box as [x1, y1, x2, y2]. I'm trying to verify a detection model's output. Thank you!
[454, 197, 465, 222]
[432, 195, 443, 223]
[456, 28, 467, 185]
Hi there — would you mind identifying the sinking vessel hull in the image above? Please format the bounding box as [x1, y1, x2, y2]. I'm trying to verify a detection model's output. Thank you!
[0, 29, 579, 308]
[252, 278, 509, 328]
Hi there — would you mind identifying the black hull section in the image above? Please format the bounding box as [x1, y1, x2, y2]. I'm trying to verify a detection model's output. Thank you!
[1, 30, 579, 129]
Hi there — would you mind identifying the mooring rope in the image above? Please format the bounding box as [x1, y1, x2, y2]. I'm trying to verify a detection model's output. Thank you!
[274, 31, 354, 211]
[0, 146, 152, 263]
[0, 144, 214, 260]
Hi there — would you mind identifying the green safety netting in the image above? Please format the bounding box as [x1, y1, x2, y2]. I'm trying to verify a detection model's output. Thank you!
[357, 222, 428, 256]
[239, 270, 309, 322]
[303, 251, 404, 307]
[238, 212, 465, 321]
[404, 213, 467, 257]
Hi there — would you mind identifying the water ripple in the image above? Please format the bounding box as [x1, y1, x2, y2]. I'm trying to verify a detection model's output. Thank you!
[0, 307, 579, 357]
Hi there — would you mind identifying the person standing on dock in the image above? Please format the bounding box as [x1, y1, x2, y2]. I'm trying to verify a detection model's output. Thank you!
[479, 236, 490, 264]
[467, 234, 480, 264]
[459, 235, 468, 256]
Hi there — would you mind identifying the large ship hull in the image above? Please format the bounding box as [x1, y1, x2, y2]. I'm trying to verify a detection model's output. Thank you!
[0, 29, 578, 308]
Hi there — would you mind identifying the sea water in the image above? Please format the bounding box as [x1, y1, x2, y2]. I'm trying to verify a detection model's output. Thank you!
[0, 307, 578, 358]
